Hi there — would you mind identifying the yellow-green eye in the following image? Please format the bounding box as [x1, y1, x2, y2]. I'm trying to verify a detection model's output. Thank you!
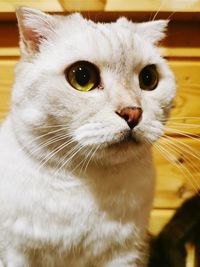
[66, 61, 100, 91]
[139, 64, 159, 91]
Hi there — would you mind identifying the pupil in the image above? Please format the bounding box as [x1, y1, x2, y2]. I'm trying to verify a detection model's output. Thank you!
[75, 67, 90, 86]
[143, 70, 153, 85]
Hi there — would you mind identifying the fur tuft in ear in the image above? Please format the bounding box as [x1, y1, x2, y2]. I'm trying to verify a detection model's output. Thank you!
[16, 7, 56, 57]
[136, 20, 169, 44]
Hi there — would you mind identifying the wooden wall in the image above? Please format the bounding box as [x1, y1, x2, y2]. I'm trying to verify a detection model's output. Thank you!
[0, 1, 199, 265]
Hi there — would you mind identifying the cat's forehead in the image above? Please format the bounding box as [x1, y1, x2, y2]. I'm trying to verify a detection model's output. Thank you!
[63, 18, 134, 48]
[36, 14, 165, 72]
[54, 17, 151, 67]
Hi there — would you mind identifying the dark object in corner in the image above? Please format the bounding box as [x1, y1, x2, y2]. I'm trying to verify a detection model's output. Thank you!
[148, 193, 200, 267]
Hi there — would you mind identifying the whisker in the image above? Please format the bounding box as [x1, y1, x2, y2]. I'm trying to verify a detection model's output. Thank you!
[69, 145, 98, 175]
[162, 116, 200, 121]
[159, 141, 200, 192]
[166, 122, 200, 128]
[160, 134, 200, 159]
[29, 124, 72, 130]
[166, 11, 176, 20]
[37, 138, 75, 171]
[54, 144, 86, 176]
[151, 0, 165, 21]
[12, 127, 69, 155]
[76, 146, 96, 174]
[82, 144, 101, 174]
[154, 142, 200, 195]
[164, 127, 200, 140]
[160, 136, 200, 175]
[57, 142, 81, 167]
[29, 134, 72, 155]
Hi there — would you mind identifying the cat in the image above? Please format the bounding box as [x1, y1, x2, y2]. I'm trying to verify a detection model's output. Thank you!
[148, 192, 200, 267]
[0, 7, 176, 267]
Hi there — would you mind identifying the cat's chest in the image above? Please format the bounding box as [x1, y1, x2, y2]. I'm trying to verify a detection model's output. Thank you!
[10, 183, 140, 266]
[7, 168, 148, 257]
[10, 179, 139, 244]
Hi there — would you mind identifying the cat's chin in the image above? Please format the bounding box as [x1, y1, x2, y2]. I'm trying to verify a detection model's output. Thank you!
[92, 137, 149, 166]
[107, 133, 140, 148]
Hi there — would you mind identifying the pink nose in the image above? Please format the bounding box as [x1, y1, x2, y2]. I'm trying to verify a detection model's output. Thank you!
[116, 107, 143, 129]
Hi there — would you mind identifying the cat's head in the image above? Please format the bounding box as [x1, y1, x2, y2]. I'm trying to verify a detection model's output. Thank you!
[12, 8, 176, 167]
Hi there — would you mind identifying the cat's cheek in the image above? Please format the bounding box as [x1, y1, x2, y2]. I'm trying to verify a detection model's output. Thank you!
[19, 107, 46, 126]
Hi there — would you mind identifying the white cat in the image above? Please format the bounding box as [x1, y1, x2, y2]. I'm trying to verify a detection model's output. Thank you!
[0, 7, 176, 267]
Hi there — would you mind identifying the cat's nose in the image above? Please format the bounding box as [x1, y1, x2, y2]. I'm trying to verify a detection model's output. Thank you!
[116, 107, 143, 129]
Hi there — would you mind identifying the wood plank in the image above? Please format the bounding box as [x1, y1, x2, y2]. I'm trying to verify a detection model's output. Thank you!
[153, 138, 200, 209]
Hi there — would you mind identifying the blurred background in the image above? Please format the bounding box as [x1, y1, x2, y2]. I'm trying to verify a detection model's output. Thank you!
[0, 0, 200, 265]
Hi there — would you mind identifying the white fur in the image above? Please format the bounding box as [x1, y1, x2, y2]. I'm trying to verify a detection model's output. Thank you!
[0, 8, 176, 267]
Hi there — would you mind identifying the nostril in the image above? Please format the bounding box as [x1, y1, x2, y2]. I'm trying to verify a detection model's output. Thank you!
[123, 114, 130, 122]
[116, 107, 143, 129]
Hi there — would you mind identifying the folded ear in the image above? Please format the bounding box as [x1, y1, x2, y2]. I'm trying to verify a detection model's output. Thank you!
[136, 20, 169, 44]
[16, 7, 56, 57]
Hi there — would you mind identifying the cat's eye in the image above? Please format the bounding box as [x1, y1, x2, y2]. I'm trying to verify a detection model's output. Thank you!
[66, 61, 100, 92]
[139, 65, 159, 91]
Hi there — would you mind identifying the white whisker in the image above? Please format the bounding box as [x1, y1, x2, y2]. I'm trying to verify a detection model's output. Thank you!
[83, 144, 101, 174]
[54, 144, 86, 176]
[160, 136, 200, 176]
[151, 0, 165, 21]
[154, 142, 200, 195]
[160, 134, 200, 159]
[166, 122, 200, 128]
[37, 138, 75, 171]
[163, 116, 200, 121]
[165, 127, 200, 140]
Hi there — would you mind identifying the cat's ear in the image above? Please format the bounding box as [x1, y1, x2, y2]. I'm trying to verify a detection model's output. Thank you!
[137, 20, 169, 44]
[16, 7, 56, 57]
